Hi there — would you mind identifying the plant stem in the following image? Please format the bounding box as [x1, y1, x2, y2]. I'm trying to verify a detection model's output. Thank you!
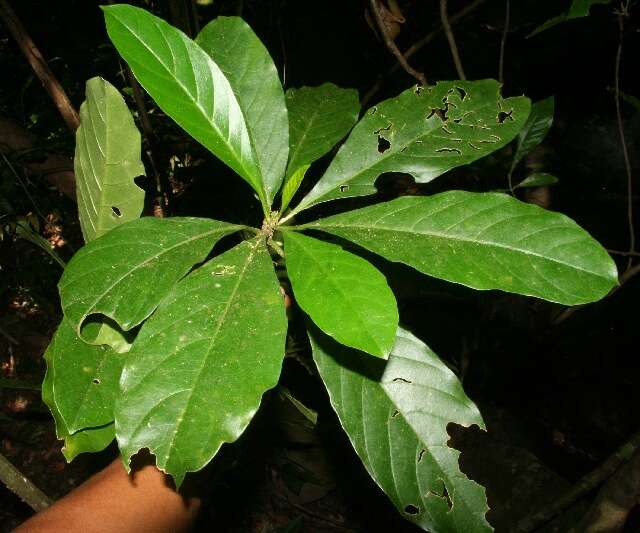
[440, 0, 466, 80]
[369, 0, 427, 87]
[0, 0, 79, 131]
[0, 452, 53, 512]
[498, 0, 510, 84]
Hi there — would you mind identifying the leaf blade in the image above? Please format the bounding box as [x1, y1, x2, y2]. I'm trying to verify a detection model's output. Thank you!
[311, 192, 618, 305]
[294, 80, 530, 213]
[285, 231, 398, 358]
[196, 16, 289, 205]
[115, 238, 287, 486]
[510, 96, 554, 171]
[311, 326, 491, 532]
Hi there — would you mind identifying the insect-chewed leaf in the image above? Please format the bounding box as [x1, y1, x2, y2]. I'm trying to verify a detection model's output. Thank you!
[75, 77, 145, 243]
[311, 191, 618, 305]
[196, 16, 289, 205]
[115, 238, 287, 487]
[311, 326, 492, 533]
[59, 217, 242, 343]
[45, 318, 123, 433]
[285, 231, 398, 358]
[102, 5, 268, 208]
[293, 80, 530, 213]
[510, 96, 554, 171]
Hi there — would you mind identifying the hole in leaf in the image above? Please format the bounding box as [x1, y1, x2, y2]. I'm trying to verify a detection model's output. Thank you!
[339, 184, 349, 192]
[415, 85, 424, 95]
[92, 378, 101, 385]
[467, 142, 480, 151]
[427, 107, 446, 121]
[453, 87, 467, 100]
[392, 409, 399, 418]
[393, 377, 412, 384]
[435, 147, 462, 155]
[497, 110, 514, 124]
[377, 136, 391, 153]
[418, 449, 426, 462]
[111, 206, 122, 217]
[369, 106, 377, 115]
[404, 504, 420, 515]
[429, 481, 453, 510]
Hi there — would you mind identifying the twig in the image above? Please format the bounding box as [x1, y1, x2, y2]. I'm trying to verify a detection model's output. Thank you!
[369, 0, 426, 87]
[0, 325, 19, 345]
[614, 2, 635, 266]
[362, 0, 484, 107]
[0, 0, 79, 131]
[498, 0, 510, 84]
[440, 0, 466, 80]
[515, 428, 640, 532]
[607, 248, 640, 257]
[0, 452, 53, 512]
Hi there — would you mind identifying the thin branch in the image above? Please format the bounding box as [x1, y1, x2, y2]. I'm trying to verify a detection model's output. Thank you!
[614, 2, 635, 262]
[515, 428, 640, 532]
[369, 0, 426, 87]
[440, 0, 466, 80]
[0, 452, 53, 512]
[362, 0, 485, 107]
[607, 248, 640, 257]
[0, 0, 79, 131]
[498, 0, 510, 84]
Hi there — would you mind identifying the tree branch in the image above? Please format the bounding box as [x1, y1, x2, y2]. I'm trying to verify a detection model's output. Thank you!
[440, 0, 466, 80]
[0, 452, 53, 512]
[498, 0, 510, 84]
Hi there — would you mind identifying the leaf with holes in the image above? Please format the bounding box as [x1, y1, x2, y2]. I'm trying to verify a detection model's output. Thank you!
[115, 238, 287, 486]
[311, 191, 618, 305]
[285, 231, 398, 358]
[196, 16, 289, 204]
[311, 326, 491, 532]
[74, 77, 145, 243]
[291, 80, 530, 214]
[59, 216, 242, 343]
[510, 96, 554, 172]
[102, 5, 270, 209]
[45, 318, 123, 433]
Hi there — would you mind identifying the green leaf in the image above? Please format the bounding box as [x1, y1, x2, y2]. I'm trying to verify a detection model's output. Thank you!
[102, 5, 268, 209]
[115, 238, 287, 486]
[45, 318, 124, 433]
[59, 216, 242, 343]
[196, 17, 289, 205]
[42, 339, 115, 461]
[280, 164, 309, 213]
[75, 77, 145, 242]
[515, 173, 559, 189]
[292, 80, 530, 214]
[528, 0, 612, 37]
[311, 326, 491, 533]
[285, 83, 360, 179]
[285, 231, 398, 358]
[510, 96, 554, 171]
[311, 192, 618, 305]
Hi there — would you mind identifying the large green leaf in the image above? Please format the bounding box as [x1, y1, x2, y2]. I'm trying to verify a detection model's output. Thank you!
[45, 318, 124, 433]
[284, 231, 397, 358]
[311, 326, 491, 532]
[115, 238, 287, 486]
[42, 338, 115, 461]
[310, 192, 618, 305]
[529, 0, 612, 36]
[292, 80, 530, 214]
[59, 216, 242, 343]
[102, 5, 268, 209]
[74, 77, 145, 243]
[510, 96, 554, 172]
[196, 17, 288, 205]
[285, 83, 360, 179]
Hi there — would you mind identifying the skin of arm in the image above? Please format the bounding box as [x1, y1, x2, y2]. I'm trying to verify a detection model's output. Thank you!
[14, 455, 201, 533]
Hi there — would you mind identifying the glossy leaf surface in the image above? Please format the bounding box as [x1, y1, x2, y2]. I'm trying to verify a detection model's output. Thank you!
[45, 318, 123, 433]
[280, 164, 309, 213]
[59, 217, 241, 342]
[116, 238, 287, 486]
[294, 80, 530, 213]
[311, 326, 491, 532]
[285, 231, 398, 358]
[516, 173, 559, 189]
[285, 83, 360, 179]
[74, 77, 145, 242]
[102, 5, 267, 207]
[510, 96, 554, 171]
[312, 192, 618, 305]
[197, 16, 288, 204]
